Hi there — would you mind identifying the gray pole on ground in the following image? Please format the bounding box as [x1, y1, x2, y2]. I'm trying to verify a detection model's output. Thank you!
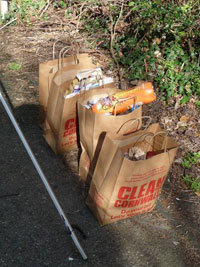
[0, 88, 88, 261]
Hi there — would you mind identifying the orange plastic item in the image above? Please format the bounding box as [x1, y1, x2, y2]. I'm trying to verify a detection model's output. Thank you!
[92, 82, 156, 115]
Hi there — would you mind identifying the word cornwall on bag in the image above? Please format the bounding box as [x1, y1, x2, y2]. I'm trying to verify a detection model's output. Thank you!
[86, 122, 179, 225]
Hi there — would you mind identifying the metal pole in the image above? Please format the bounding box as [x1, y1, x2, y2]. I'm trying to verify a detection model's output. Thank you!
[0, 89, 88, 260]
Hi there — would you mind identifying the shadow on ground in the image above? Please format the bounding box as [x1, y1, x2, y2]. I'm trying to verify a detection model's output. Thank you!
[0, 103, 128, 267]
[0, 102, 200, 267]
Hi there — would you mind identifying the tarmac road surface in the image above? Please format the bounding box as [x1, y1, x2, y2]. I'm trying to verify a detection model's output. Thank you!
[0, 85, 200, 267]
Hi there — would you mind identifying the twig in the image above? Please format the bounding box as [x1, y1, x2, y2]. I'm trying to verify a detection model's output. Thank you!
[0, 18, 17, 31]
[187, 39, 194, 61]
[136, 29, 150, 48]
[144, 58, 148, 73]
[109, 1, 124, 88]
[39, 0, 52, 18]
[50, 15, 63, 28]
[126, 27, 151, 62]
[76, 1, 87, 34]
[176, 197, 199, 204]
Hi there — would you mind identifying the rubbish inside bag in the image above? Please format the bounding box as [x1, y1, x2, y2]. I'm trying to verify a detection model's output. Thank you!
[124, 146, 146, 161]
[64, 67, 114, 99]
[91, 82, 156, 115]
[124, 147, 160, 161]
[83, 96, 141, 116]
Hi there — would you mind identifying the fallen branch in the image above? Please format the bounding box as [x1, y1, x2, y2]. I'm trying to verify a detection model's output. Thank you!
[39, 0, 52, 18]
[0, 18, 17, 31]
[109, 1, 124, 88]
[176, 197, 199, 204]
[76, 1, 87, 34]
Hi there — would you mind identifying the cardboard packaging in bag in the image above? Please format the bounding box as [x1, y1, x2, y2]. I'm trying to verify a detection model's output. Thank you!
[39, 53, 93, 128]
[77, 87, 142, 183]
[86, 123, 179, 225]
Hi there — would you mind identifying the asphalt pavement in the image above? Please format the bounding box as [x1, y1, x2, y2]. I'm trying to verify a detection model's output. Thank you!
[0, 84, 200, 267]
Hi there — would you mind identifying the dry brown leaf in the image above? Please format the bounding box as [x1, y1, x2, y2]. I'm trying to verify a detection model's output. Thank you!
[115, 20, 127, 33]
[154, 38, 161, 45]
[161, 199, 169, 207]
[180, 115, 189, 122]
[195, 192, 200, 198]
[118, 51, 123, 57]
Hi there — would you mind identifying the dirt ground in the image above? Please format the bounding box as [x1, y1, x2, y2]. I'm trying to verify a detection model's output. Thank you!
[0, 25, 200, 267]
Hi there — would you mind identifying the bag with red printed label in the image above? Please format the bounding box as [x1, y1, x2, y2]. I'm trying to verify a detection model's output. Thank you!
[44, 53, 98, 154]
[44, 53, 115, 154]
[86, 121, 179, 225]
[77, 87, 142, 183]
[39, 41, 91, 129]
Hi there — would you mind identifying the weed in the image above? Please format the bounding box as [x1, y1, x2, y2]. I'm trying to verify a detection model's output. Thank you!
[183, 175, 200, 192]
[182, 152, 200, 168]
[54, 0, 67, 9]
[182, 152, 200, 192]
[7, 62, 22, 71]
[196, 101, 200, 110]
[3, 0, 47, 23]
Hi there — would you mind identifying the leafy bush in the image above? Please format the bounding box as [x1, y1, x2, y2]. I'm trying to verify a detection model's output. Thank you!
[2, 0, 200, 104]
[79, 0, 200, 103]
[117, 1, 200, 102]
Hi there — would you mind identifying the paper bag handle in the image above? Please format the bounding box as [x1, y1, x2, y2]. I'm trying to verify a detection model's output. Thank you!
[53, 40, 64, 60]
[150, 131, 168, 153]
[116, 116, 152, 135]
[60, 34, 80, 66]
[52, 41, 79, 67]
[62, 49, 79, 65]
[69, 36, 80, 64]
[113, 95, 136, 116]
[132, 130, 168, 158]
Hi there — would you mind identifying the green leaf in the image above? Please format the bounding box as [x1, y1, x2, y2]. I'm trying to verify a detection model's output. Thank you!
[180, 95, 190, 104]
[178, 31, 186, 37]
[129, 2, 134, 7]
[196, 101, 200, 109]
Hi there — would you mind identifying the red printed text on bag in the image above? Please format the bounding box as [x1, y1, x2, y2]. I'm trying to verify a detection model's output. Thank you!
[63, 118, 76, 137]
[114, 176, 165, 208]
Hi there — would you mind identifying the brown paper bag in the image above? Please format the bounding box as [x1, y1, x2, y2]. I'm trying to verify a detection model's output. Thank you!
[86, 123, 179, 225]
[45, 56, 112, 154]
[77, 88, 142, 183]
[39, 51, 93, 128]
